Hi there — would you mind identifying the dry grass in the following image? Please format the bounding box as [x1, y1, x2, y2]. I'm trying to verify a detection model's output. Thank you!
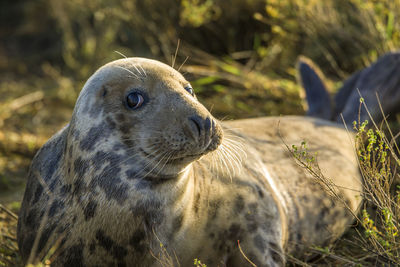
[286, 100, 400, 266]
[0, 204, 21, 266]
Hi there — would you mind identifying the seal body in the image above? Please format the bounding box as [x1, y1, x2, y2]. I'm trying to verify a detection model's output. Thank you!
[17, 58, 362, 266]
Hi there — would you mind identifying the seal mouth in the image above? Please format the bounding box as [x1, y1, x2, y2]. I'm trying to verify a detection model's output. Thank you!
[139, 147, 155, 158]
[138, 130, 222, 168]
[165, 140, 222, 164]
[167, 154, 202, 164]
[140, 147, 199, 160]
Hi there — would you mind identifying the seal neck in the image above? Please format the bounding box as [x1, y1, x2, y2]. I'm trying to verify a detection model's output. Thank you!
[151, 164, 194, 206]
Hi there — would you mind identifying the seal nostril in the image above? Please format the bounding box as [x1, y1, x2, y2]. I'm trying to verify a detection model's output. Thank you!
[189, 116, 202, 137]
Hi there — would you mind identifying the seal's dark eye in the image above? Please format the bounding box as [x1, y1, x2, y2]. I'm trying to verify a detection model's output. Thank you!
[126, 92, 144, 109]
[185, 86, 194, 96]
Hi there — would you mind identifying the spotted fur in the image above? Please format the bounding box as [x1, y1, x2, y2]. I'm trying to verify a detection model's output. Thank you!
[17, 58, 362, 266]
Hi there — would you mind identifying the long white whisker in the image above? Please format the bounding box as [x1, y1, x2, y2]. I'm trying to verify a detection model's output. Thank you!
[216, 149, 230, 179]
[115, 66, 139, 79]
[223, 139, 245, 153]
[222, 144, 242, 169]
[114, 50, 128, 58]
[172, 39, 181, 69]
[177, 56, 189, 72]
[138, 64, 147, 77]
[104, 143, 164, 174]
[130, 150, 167, 180]
[131, 64, 144, 77]
[154, 151, 174, 177]
[220, 145, 236, 177]
[141, 150, 172, 179]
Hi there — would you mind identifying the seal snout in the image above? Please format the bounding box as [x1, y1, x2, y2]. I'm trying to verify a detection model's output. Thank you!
[187, 115, 211, 139]
[183, 114, 222, 152]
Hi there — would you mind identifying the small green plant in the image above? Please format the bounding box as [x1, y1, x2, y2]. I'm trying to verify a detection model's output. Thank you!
[193, 258, 207, 267]
[291, 141, 318, 171]
[353, 119, 400, 263]
[289, 140, 342, 201]
[148, 240, 175, 267]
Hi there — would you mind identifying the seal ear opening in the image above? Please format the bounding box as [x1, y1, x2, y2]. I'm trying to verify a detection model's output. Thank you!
[296, 56, 332, 120]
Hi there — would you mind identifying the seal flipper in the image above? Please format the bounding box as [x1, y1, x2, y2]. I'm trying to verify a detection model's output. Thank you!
[297, 57, 332, 120]
[338, 52, 400, 126]
[332, 69, 363, 122]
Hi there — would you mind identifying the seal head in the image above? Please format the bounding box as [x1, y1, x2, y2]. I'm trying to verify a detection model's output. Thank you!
[69, 58, 223, 179]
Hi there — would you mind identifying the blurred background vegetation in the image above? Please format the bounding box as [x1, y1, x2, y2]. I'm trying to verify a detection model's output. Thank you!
[0, 0, 400, 264]
[1, 0, 400, 218]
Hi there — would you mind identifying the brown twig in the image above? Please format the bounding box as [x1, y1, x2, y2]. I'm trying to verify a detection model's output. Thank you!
[237, 240, 257, 267]
[0, 204, 18, 221]
[7, 91, 44, 111]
